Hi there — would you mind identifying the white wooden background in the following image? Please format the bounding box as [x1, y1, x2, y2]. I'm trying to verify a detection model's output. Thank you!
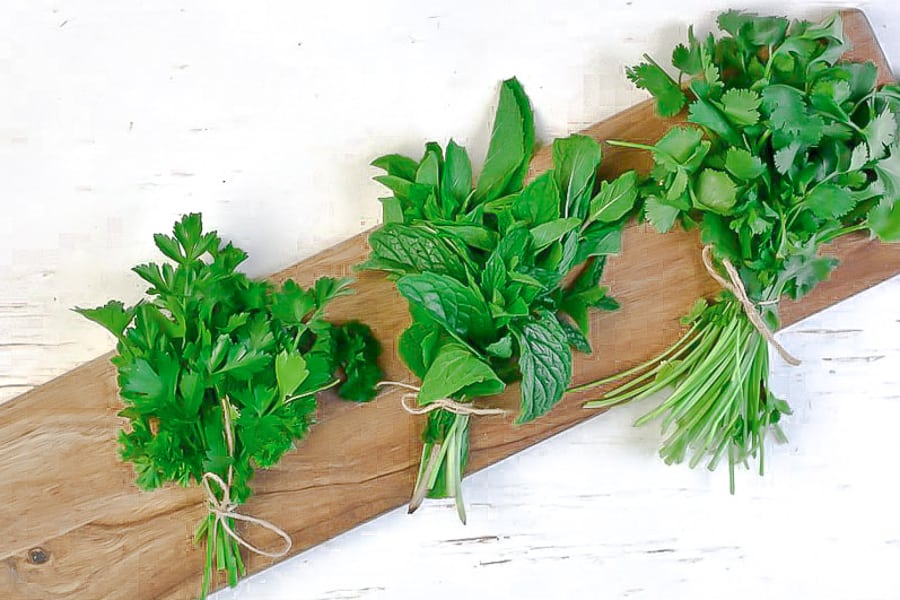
[2, 1, 899, 598]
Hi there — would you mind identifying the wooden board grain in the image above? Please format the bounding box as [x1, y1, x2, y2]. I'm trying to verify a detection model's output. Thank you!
[2, 10, 897, 599]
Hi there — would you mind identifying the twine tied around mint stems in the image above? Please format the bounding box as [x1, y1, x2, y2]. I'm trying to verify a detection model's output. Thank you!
[376, 380, 508, 416]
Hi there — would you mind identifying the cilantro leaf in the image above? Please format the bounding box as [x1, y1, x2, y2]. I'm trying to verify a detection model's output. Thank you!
[644, 196, 681, 233]
[804, 184, 856, 220]
[693, 169, 737, 215]
[719, 88, 761, 126]
[627, 58, 686, 117]
[724, 148, 765, 180]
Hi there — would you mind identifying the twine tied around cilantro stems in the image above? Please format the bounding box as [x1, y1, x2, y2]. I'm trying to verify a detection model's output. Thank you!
[376, 381, 508, 416]
[701, 245, 801, 366]
[200, 397, 293, 560]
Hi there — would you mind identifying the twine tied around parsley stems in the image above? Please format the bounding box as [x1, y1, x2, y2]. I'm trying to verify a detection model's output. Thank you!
[375, 381, 508, 416]
[200, 397, 293, 560]
[701, 245, 801, 366]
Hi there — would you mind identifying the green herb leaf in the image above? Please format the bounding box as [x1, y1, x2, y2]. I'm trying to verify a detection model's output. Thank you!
[513, 310, 572, 424]
[589, 171, 638, 223]
[474, 78, 531, 203]
[418, 342, 504, 404]
[396, 273, 493, 341]
[627, 58, 686, 117]
[694, 169, 737, 215]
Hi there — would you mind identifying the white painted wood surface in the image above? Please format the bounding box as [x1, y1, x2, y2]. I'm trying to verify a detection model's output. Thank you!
[2, 1, 898, 598]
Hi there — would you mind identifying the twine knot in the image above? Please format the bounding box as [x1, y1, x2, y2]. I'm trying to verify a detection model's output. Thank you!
[376, 381, 507, 416]
[701, 245, 801, 366]
[201, 397, 293, 560]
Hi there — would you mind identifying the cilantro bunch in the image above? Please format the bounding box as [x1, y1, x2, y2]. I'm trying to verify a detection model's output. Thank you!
[577, 11, 900, 490]
[363, 78, 634, 521]
[77, 213, 381, 598]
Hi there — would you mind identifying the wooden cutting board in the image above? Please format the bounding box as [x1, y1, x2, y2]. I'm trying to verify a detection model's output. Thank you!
[2, 10, 898, 599]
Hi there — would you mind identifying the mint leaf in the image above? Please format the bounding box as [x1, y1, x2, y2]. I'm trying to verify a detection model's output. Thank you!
[512, 171, 560, 225]
[530, 218, 581, 250]
[440, 140, 472, 216]
[372, 153, 419, 181]
[474, 78, 530, 203]
[418, 342, 504, 404]
[552, 134, 602, 220]
[362, 223, 469, 280]
[589, 171, 638, 223]
[513, 310, 572, 424]
[396, 273, 493, 341]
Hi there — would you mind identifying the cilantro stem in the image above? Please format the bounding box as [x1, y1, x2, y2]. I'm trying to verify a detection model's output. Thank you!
[818, 222, 867, 244]
[606, 139, 664, 155]
[569, 322, 699, 393]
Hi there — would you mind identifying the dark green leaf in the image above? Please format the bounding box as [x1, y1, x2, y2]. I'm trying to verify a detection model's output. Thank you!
[396, 273, 493, 341]
[372, 154, 419, 181]
[552, 135, 602, 219]
[441, 140, 472, 216]
[418, 342, 504, 403]
[474, 79, 529, 203]
[513, 310, 572, 424]
[74, 300, 137, 339]
[362, 223, 469, 280]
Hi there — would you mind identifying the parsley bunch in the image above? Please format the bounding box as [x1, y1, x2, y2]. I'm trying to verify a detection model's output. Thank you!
[76, 213, 381, 598]
[577, 11, 900, 490]
[363, 78, 634, 521]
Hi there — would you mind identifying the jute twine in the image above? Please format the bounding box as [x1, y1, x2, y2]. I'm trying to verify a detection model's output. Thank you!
[701, 245, 801, 366]
[200, 397, 292, 559]
[376, 381, 507, 416]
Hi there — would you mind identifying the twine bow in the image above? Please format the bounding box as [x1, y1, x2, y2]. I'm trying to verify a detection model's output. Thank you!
[701, 245, 801, 366]
[201, 397, 292, 559]
[376, 381, 507, 416]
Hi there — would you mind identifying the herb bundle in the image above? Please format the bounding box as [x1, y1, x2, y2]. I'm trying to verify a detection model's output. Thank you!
[76, 213, 381, 598]
[575, 11, 900, 490]
[363, 78, 635, 521]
